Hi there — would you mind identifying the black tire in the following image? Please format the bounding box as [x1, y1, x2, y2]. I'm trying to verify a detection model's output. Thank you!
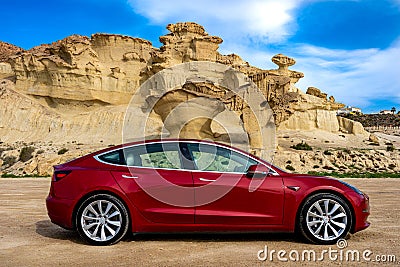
[76, 194, 129, 245]
[298, 193, 352, 245]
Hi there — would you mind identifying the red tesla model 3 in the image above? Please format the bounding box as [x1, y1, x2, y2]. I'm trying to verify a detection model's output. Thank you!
[46, 139, 370, 245]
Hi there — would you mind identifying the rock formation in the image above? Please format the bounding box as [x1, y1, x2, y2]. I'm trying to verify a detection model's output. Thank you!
[0, 79, 127, 144]
[250, 57, 346, 133]
[337, 116, 368, 136]
[0, 41, 23, 62]
[6, 34, 152, 105]
[306, 87, 327, 100]
[0, 22, 367, 152]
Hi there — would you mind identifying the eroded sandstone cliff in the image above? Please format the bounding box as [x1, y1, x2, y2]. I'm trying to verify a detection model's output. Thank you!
[0, 22, 366, 148]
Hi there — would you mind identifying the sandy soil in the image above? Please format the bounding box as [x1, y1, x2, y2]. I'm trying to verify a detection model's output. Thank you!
[374, 132, 400, 144]
[0, 178, 399, 266]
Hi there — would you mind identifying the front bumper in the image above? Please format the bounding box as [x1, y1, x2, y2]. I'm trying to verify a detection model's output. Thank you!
[351, 192, 370, 233]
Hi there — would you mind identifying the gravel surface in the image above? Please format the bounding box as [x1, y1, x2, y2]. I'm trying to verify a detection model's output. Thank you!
[0, 178, 399, 266]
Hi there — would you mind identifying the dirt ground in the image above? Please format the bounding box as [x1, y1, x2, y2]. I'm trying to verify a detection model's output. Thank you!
[0, 178, 399, 266]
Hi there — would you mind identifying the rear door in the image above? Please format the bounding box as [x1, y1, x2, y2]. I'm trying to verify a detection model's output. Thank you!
[187, 143, 284, 225]
[108, 142, 195, 224]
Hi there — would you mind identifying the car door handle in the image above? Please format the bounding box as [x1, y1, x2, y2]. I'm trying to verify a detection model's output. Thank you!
[122, 174, 139, 179]
[199, 178, 216, 182]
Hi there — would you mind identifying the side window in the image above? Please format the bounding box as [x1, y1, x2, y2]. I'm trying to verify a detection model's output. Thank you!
[98, 150, 124, 165]
[140, 150, 181, 169]
[123, 143, 182, 169]
[187, 143, 257, 173]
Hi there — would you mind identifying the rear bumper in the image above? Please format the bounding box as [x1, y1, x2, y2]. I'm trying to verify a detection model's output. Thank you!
[46, 195, 75, 230]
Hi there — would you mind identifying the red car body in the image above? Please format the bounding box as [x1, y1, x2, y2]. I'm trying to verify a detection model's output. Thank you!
[46, 139, 370, 245]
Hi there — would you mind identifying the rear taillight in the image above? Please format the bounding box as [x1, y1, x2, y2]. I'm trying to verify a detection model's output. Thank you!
[53, 170, 71, 181]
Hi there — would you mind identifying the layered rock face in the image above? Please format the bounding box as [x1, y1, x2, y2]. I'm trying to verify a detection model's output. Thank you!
[7, 34, 152, 105]
[0, 63, 13, 79]
[0, 41, 23, 62]
[0, 80, 126, 144]
[0, 22, 366, 147]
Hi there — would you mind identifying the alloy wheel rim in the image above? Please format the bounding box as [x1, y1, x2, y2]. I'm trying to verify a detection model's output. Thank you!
[81, 200, 122, 242]
[306, 198, 348, 241]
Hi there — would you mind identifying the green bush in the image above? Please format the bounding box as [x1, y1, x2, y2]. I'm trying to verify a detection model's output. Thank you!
[57, 148, 69, 155]
[322, 165, 335, 170]
[286, 165, 295, 171]
[323, 150, 332, 155]
[290, 141, 312, 151]
[19, 146, 35, 162]
[387, 145, 395, 152]
[3, 156, 17, 167]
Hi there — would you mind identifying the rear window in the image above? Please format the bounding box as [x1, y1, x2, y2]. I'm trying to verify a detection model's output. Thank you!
[96, 142, 188, 169]
[98, 150, 124, 165]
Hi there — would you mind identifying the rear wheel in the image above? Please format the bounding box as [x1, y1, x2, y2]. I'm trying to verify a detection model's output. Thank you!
[299, 193, 352, 244]
[76, 194, 129, 245]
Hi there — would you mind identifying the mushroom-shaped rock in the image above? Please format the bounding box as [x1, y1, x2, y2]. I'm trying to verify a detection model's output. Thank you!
[269, 54, 304, 84]
[166, 22, 208, 37]
[272, 54, 296, 70]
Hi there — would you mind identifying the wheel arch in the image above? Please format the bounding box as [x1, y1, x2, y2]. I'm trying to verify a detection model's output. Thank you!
[72, 190, 133, 232]
[294, 189, 356, 234]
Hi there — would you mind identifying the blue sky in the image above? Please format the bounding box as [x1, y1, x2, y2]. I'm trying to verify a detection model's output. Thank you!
[1, 0, 400, 113]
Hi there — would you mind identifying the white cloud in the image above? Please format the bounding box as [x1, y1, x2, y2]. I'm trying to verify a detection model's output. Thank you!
[293, 41, 400, 111]
[392, 0, 400, 7]
[128, 0, 301, 43]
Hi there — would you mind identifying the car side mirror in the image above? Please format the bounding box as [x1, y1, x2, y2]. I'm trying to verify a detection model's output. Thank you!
[246, 164, 269, 178]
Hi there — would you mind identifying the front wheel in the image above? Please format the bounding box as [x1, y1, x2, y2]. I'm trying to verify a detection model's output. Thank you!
[298, 193, 352, 244]
[76, 194, 129, 245]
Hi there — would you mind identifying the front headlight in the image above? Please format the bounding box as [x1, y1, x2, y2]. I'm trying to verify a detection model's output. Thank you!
[338, 180, 364, 195]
